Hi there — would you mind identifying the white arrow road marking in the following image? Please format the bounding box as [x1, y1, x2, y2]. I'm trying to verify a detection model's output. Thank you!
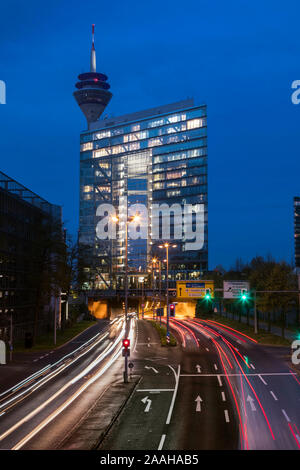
[195, 395, 203, 412]
[196, 364, 201, 373]
[247, 395, 257, 411]
[141, 396, 152, 412]
[145, 365, 159, 374]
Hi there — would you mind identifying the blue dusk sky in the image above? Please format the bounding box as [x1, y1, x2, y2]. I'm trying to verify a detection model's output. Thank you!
[1, 0, 300, 269]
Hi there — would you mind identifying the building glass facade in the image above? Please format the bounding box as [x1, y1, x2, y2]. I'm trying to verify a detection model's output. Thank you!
[79, 99, 208, 290]
[0, 171, 62, 341]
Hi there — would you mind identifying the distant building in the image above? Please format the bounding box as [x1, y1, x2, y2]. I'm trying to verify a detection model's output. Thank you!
[0, 171, 62, 342]
[294, 197, 300, 269]
[74, 27, 208, 292]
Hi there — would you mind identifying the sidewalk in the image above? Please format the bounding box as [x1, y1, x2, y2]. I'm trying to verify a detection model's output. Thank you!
[0, 319, 109, 395]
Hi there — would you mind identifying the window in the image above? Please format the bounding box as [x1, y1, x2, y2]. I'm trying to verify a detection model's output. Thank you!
[148, 138, 162, 147]
[187, 118, 202, 130]
[83, 185, 93, 193]
[93, 130, 111, 140]
[81, 142, 93, 151]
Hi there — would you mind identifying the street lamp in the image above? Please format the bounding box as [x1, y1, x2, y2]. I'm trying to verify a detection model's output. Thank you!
[112, 213, 139, 324]
[158, 243, 177, 340]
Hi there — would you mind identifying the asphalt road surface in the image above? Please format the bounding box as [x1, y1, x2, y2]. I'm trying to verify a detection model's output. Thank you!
[100, 318, 300, 450]
[0, 316, 130, 449]
[0, 315, 299, 450]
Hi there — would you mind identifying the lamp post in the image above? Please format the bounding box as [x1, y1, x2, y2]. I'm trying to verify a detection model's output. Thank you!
[158, 243, 177, 339]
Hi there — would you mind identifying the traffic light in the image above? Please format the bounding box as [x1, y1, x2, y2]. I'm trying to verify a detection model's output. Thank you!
[169, 304, 175, 317]
[204, 289, 212, 300]
[241, 289, 248, 301]
[122, 338, 130, 357]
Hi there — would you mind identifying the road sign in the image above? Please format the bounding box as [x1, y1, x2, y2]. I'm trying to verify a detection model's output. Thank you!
[156, 307, 164, 316]
[0, 340, 6, 365]
[223, 281, 250, 299]
[176, 280, 214, 299]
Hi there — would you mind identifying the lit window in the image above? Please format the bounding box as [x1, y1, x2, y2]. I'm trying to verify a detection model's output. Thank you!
[187, 118, 202, 130]
[83, 185, 93, 193]
[94, 130, 111, 140]
[148, 138, 162, 147]
[81, 142, 93, 151]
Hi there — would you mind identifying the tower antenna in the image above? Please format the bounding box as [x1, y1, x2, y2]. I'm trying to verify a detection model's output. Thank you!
[90, 24, 96, 72]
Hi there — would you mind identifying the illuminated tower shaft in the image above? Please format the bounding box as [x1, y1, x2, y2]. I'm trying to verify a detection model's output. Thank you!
[74, 25, 112, 127]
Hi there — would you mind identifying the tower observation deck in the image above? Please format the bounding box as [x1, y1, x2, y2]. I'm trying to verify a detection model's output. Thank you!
[74, 25, 112, 127]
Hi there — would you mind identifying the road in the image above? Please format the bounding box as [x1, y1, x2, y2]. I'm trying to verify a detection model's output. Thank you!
[100, 318, 300, 450]
[0, 315, 299, 450]
[0, 316, 133, 450]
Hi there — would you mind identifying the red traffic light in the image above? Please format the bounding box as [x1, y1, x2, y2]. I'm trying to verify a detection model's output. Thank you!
[123, 339, 130, 348]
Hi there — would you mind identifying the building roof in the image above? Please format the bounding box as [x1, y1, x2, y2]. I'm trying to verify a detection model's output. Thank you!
[0, 170, 61, 219]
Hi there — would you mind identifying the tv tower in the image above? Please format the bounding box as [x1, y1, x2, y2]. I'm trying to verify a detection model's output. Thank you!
[74, 25, 112, 127]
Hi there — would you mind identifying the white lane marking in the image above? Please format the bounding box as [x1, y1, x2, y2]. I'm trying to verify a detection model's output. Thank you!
[0, 412, 5, 417]
[166, 365, 180, 425]
[196, 364, 201, 373]
[224, 410, 230, 422]
[237, 340, 242, 345]
[282, 409, 291, 422]
[136, 389, 174, 392]
[141, 396, 152, 412]
[250, 363, 255, 370]
[195, 395, 203, 412]
[247, 395, 257, 411]
[258, 375, 267, 385]
[206, 348, 209, 352]
[214, 364, 218, 371]
[270, 391, 278, 401]
[217, 375, 223, 386]
[158, 434, 166, 450]
[145, 365, 159, 374]
[180, 372, 297, 377]
[221, 391, 226, 402]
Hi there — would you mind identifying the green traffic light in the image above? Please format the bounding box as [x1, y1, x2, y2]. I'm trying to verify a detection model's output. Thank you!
[241, 290, 248, 301]
[204, 289, 211, 300]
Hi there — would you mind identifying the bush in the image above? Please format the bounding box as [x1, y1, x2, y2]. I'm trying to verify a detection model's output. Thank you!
[149, 320, 177, 346]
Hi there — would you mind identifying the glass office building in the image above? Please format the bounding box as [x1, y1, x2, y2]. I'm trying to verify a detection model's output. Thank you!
[78, 99, 208, 290]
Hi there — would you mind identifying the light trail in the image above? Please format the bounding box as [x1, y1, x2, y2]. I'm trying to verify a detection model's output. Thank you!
[0, 330, 112, 414]
[0, 321, 127, 446]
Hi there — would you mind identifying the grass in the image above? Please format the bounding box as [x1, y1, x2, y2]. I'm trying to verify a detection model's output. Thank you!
[149, 320, 177, 346]
[204, 314, 292, 346]
[14, 320, 97, 352]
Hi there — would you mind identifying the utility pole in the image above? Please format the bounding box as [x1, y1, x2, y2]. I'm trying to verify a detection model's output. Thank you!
[54, 296, 57, 345]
